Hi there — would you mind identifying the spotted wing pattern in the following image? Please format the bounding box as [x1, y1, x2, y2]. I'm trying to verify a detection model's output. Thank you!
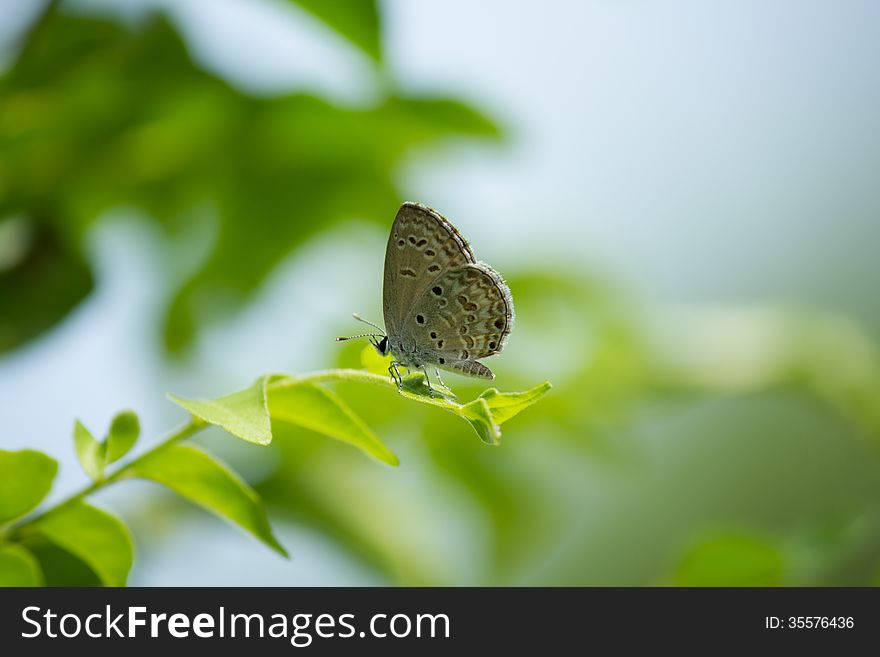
[403, 262, 514, 378]
[382, 202, 474, 337]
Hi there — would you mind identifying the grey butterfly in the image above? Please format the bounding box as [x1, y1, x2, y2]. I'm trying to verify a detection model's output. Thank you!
[339, 202, 514, 390]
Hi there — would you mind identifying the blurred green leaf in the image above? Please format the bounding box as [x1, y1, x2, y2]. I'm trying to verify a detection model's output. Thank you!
[73, 420, 104, 481]
[269, 381, 398, 466]
[169, 376, 271, 446]
[0, 11, 501, 355]
[33, 501, 133, 587]
[290, 0, 382, 61]
[0, 543, 43, 586]
[0, 218, 93, 352]
[673, 533, 785, 586]
[106, 410, 140, 463]
[26, 541, 101, 587]
[0, 449, 57, 523]
[130, 444, 287, 556]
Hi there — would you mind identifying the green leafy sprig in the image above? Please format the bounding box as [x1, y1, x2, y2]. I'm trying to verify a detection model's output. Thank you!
[0, 357, 549, 586]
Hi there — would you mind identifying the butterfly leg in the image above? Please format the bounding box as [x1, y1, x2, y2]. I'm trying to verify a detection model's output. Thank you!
[420, 367, 437, 397]
[388, 361, 403, 389]
[433, 368, 448, 389]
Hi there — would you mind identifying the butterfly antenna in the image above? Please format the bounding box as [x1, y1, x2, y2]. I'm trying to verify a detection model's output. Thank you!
[335, 333, 383, 342]
[352, 313, 385, 335]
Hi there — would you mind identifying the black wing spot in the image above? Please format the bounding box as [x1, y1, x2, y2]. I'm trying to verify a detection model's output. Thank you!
[494, 319, 504, 329]
[397, 239, 405, 247]
[464, 335, 475, 348]
[400, 268, 416, 278]
[489, 341, 496, 349]
[425, 249, 436, 257]
[467, 314, 476, 323]
[437, 340, 444, 348]
[428, 264, 441, 273]
[416, 314, 425, 324]
[438, 357, 445, 365]
[416, 238, 428, 248]
[459, 325, 468, 334]
[430, 331, 437, 339]
[408, 236, 417, 245]
[432, 286, 442, 296]
[460, 350, 469, 359]
[457, 295, 468, 306]
[465, 302, 477, 311]
[438, 298, 448, 307]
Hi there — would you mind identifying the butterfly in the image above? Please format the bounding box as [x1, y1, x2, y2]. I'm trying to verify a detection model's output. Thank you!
[338, 202, 514, 391]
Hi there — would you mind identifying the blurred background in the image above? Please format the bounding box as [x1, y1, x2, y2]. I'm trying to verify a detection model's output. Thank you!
[2, 0, 880, 585]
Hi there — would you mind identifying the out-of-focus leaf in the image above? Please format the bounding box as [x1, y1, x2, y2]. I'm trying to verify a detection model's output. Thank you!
[0, 11, 502, 355]
[33, 501, 133, 587]
[0, 449, 57, 523]
[673, 533, 785, 586]
[289, 0, 382, 62]
[130, 444, 287, 556]
[360, 341, 393, 376]
[269, 381, 398, 466]
[0, 543, 43, 586]
[26, 542, 101, 587]
[168, 376, 271, 445]
[106, 410, 139, 463]
[73, 420, 104, 481]
[0, 218, 93, 353]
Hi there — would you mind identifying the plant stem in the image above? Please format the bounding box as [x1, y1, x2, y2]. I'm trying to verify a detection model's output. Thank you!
[6, 417, 205, 537]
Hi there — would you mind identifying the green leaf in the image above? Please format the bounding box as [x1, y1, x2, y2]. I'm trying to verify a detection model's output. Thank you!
[33, 501, 134, 587]
[396, 374, 552, 445]
[269, 381, 399, 466]
[0, 450, 57, 523]
[460, 397, 501, 445]
[289, 0, 382, 61]
[476, 384, 554, 425]
[73, 420, 104, 481]
[0, 543, 43, 586]
[27, 542, 101, 587]
[106, 410, 140, 463]
[168, 376, 272, 445]
[673, 533, 785, 586]
[130, 444, 287, 556]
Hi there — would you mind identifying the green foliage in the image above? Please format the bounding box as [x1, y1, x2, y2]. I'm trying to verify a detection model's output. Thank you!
[107, 411, 140, 463]
[169, 377, 271, 446]
[0, 544, 43, 586]
[673, 533, 785, 587]
[396, 376, 553, 445]
[0, 6, 501, 354]
[0, 362, 548, 586]
[270, 381, 399, 466]
[289, 0, 382, 61]
[74, 411, 141, 481]
[131, 445, 286, 556]
[73, 421, 103, 481]
[0, 449, 57, 523]
[32, 501, 134, 587]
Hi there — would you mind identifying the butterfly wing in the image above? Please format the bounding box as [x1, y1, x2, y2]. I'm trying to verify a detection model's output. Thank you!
[383, 202, 475, 337]
[403, 262, 514, 378]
